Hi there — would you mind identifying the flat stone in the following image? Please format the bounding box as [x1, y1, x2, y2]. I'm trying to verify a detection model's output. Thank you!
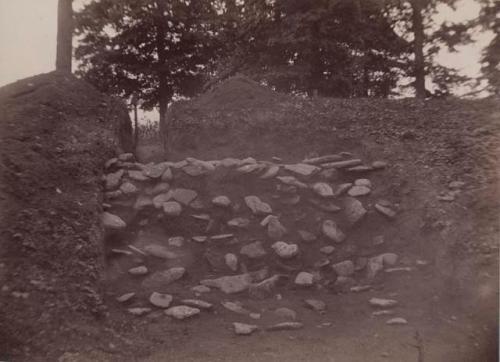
[274, 307, 297, 320]
[320, 246, 335, 254]
[212, 195, 231, 207]
[240, 241, 267, 259]
[375, 203, 397, 219]
[354, 178, 371, 187]
[105, 169, 124, 190]
[298, 230, 317, 243]
[294, 272, 314, 286]
[200, 274, 253, 294]
[171, 160, 189, 169]
[228, 217, 250, 228]
[183, 164, 208, 176]
[236, 163, 264, 174]
[192, 214, 210, 221]
[260, 165, 280, 179]
[344, 197, 367, 224]
[225, 253, 238, 271]
[153, 193, 172, 209]
[347, 165, 374, 172]
[304, 299, 326, 312]
[222, 301, 250, 314]
[386, 317, 408, 325]
[210, 234, 234, 241]
[271, 241, 298, 259]
[171, 188, 198, 206]
[128, 265, 148, 275]
[350, 285, 372, 293]
[233, 322, 258, 335]
[319, 168, 339, 180]
[165, 306, 200, 320]
[144, 244, 177, 259]
[141, 268, 185, 289]
[322, 220, 346, 243]
[181, 299, 213, 309]
[284, 163, 319, 176]
[372, 161, 388, 169]
[240, 157, 257, 165]
[244, 195, 272, 215]
[149, 292, 173, 308]
[120, 182, 138, 195]
[191, 285, 211, 294]
[372, 310, 395, 316]
[303, 154, 342, 165]
[128, 307, 151, 316]
[266, 322, 303, 331]
[192, 236, 208, 243]
[348, 185, 371, 197]
[277, 176, 308, 189]
[142, 163, 168, 178]
[322, 159, 362, 169]
[116, 292, 135, 303]
[134, 194, 153, 210]
[369, 297, 398, 308]
[312, 182, 334, 197]
[128, 170, 149, 181]
[332, 260, 354, 276]
[221, 158, 241, 167]
[102, 212, 126, 230]
[168, 236, 185, 247]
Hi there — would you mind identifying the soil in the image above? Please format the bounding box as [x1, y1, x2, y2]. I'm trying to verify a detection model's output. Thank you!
[1, 74, 498, 362]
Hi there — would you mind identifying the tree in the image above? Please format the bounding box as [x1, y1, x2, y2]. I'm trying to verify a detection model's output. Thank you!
[477, 0, 499, 94]
[56, 0, 73, 72]
[410, 0, 426, 98]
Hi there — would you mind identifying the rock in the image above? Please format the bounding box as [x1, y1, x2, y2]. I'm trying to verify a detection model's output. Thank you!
[168, 236, 184, 247]
[312, 182, 334, 197]
[308, 198, 342, 213]
[210, 234, 234, 241]
[128, 307, 151, 316]
[354, 178, 371, 188]
[227, 217, 250, 228]
[183, 164, 208, 177]
[134, 194, 153, 210]
[248, 275, 282, 299]
[385, 267, 412, 273]
[274, 307, 297, 320]
[284, 163, 319, 176]
[386, 317, 408, 325]
[105, 190, 122, 199]
[240, 241, 267, 259]
[266, 322, 304, 331]
[347, 165, 374, 172]
[344, 197, 367, 224]
[267, 216, 287, 240]
[149, 292, 173, 308]
[303, 154, 342, 165]
[105, 157, 118, 169]
[105, 169, 125, 190]
[260, 165, 280, 179]
[222, 301, 250, 314]
[322, 159, 362, 169]
[244, 195, 272, 215]
[128, 170, 149, 181]
[144, 244, 177, 259]
[236, 163, 264, 174]
[220, 158, 241, 167]
[369, 297, 398, 308]
[322, 220, 346, 243]
[191, 285, 211, 294]
[120, 182, 138, 195]
[304, 299, 326, 312]
[181, 299, 213, 309]
[350, 285, 372, 293]
[332, 260, 355, 276]
[372, 161, 388, 169]
[272, 241, 299, 259]
[165, 306, 200, 320]
[118, 153, 134, 162]
[379, 253, 398, 266]
[151, 182, 170, 195]
[233, 322, 258, 335]
[448, 180, 465, 189]
[318, 168, 339, 181]
[192, 236, 208, 243]
[192, 213, 210, 221]
[366, 257, 384, 279]
[172, 160, 188, 169]
[320, 246, 335, 254]
[161, 167, 173, 181]
[128, 265, 148, 275]
[298, 230, 317, 243]
[294, 272, 314, 286]
[141, 268, 185, 289]
[348, 185, 371, 197]
[372, 310, 395, 316]
[212, 195, 231, 207]
[375, 203, 396, 219]
[142, 162, 168, 178]
[116, 292, 135, 303]
[102, 212, 126, 230]
[201, 274, 253, 294]
[171, 188, 198, 206]
[240, 157, 257, 165]
[334, 183, 353, 196]
[250, 313, 261, 319]
[163, 201, 182, 216]
[153, 193, 172, 208]
[225, 253, 238, 271]
[277, 176, 308, 189]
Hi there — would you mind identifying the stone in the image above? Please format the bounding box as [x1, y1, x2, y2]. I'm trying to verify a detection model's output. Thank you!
[134, 195, 153, 210]
[332, 260, 355, 276]
[354, 178, 371, 188]
[192, 213, 210, 221]
[221, 158, 241, 167]
[267, 217, 287, 240]
[322, 220, 346, 243]
[379, 253, 398, 266]
[240, 157, 257, 165]
[274, 307, 297, 320]
[212, 195, 231, 207]
[372, 310, 395, 316]
[233, 322, 258, 335]
[236, 163, 264, 174]
[322, 159, 362, 169]
[373, 235, 385, 246]
[128, 307, 151, 316]
[128, 265, 148, 275]
[372, 161, 388, 169]
[303, 154, 342, 165]
[248, 275, 282, 299]
[375, 203, 397, 219]
[448, 180, 465, 189]
[222, 301, 249, 314]
[141, 268, 185, 289]
[333, 276, 356, 292]
[240, 242, 267, 259]
[344, 197, 367, 225]
[165, 306, 200, 320]
[348, 165, 374, 172]
[118, 153, 134, 162]
[225, 253, 238, 271]
[386, 317, 408, 325]
[304, 299, 326, 312]
[192, 236, 208, 243]
[320, 246, 335, 254]
[312, 182, 334, 197]
[319, 168, 339, 180]
[348, 185, 371, 197]
[280, 194, 301, 205]
[144, 244, 177, 259]
[181, 299, 213, 309]
[116, 292, 135, 303]
[350, 285, 372, 293]
[244, 195, 272, 215]
[294, 272, 314, 286]
[277, 176, 308, 189]
[191, 285, 211, 294]
[142, 162, 168, 178]
[210, 234, 234, 241]
[149, 292, 173, 308]
[102, 212, 126, 230]
[161, 168, 173, 181]
[266, 322, 303, 331]
[366, 257, 384, 279]
[271, 241, 299, 259]
[111, 248, 133, 256]
[284, 163, 319, 176]
[168, 236, 185, 247]
[369, 298, 398, 308]
[228, 217, 251, 228]
[105, 190, 122, 199]
[120, 182, 138, 195]
[163, 201, 182, 216]
[128, 170, 149, 182]
[171, 188, 198, 206]
[183, 164, 208, 177]
[260, 165, 280, 179]
[151, 182, 170, 195]
[385, 267, 412, 273]
[105, 169, 125, 190]
[298, 230, 317, 243]
[153, 193, 172, 209]
[249, 313, 261, 319]
[171, 160, 189, 169]
[334, 183, 353, 196]
[200, 274, 253, 294]
[105, 157, 118, 169]
[308, 199, 341, 213]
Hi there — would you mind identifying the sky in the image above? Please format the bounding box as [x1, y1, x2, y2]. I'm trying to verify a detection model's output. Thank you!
[0, 0, 493, 107]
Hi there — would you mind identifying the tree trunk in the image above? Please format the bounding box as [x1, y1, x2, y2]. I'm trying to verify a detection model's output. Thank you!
[411, 0, 426, 98]
[133, 103, 139, 148]
[56, 0, 73, 72]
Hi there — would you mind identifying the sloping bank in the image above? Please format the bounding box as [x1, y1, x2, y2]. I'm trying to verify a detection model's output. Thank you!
[0, 71, 133, 358]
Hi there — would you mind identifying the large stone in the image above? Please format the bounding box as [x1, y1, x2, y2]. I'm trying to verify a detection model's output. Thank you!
[271, 241, 298, 259]
[102, 212, 126, 230]
[171, 188, 198, 206]
[260, 165, 280, 179]
[322, 220, 346, 243]
[332, 260, 355, 276]
[267, 216, 287, 240]
[212, 195, 231, 207]
[151, 182, 170, 195]
[128, 265, 148, 275]
[274, 307, 297, 320]
[244, 196, 272, 215]
[322, 159, 362, 169]
[312, 182, 334, 197]
[277, 176, 308, 189]
[165, 306, 200, 320]
[120, 182, 138, 195]
[149, 292, 173, 308]
[354, 178, 372, 188]
[369, 298, 398, 308]
[141, 267, 185, 289]
[181, 299, 213, 310]
[225, 253, 238, 271]
[284, 163, 319, 176]
[348, 185, 371, 197]
[200, 274, 253, 294]
[128, 307, 151, 316]
[105, 169, 124, 190]
[227, 217, 250, 228]
[294, 272, 314, 286]
[240, 241, 267, 259]
[144, 244, 177, 259]
[142, 162, 168, 178]
[344, 197, 367, 224]
[304, 299, 326, 312]
[233, 322, 258, 335]
[163, 201, 182, 216]
[266, 322, 303, 331]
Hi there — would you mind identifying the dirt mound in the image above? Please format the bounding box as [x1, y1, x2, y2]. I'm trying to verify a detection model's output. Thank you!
[0, 71, 133, 358]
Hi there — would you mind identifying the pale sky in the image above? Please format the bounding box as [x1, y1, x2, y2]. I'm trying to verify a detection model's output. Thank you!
[0, 0, 493, 100]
